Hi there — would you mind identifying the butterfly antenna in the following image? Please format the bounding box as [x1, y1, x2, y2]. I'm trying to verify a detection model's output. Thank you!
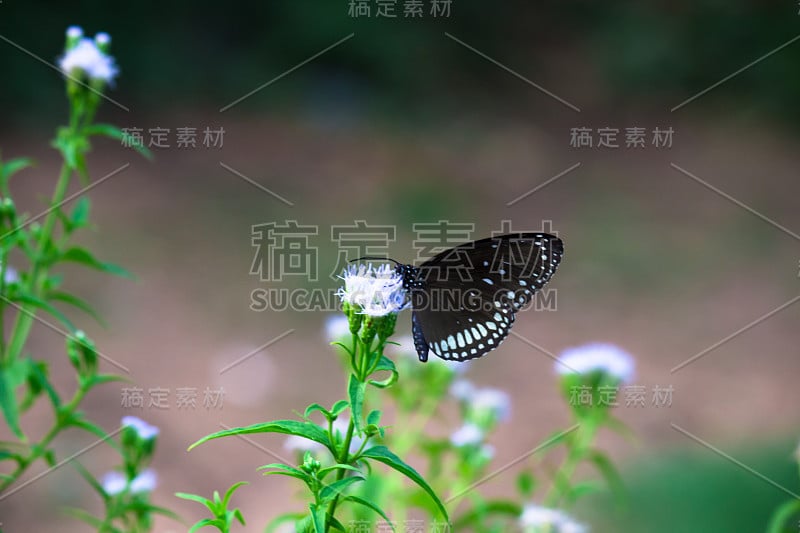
[350, 256, 400, 265]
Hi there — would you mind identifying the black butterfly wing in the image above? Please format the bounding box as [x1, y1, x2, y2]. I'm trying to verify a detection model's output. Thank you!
[411, 233, 563, 362]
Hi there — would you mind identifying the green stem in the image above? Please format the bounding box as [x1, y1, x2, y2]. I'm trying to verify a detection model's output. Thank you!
[324, 331, 367, 532]
[543, 418, 598, 508]
[0, 380, 88, 491]
[325, 417, 356, 532]
[5, 161, 73, 364]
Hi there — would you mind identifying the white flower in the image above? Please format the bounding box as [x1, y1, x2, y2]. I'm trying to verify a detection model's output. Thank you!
[94, 32, 111, 46]
[101, 471, 127, 495]
[449, 379, 474, 401]
[66, 26, 83, 40]
[471, 388, 511, 422]
[121, 416, 159, 440]
[325, 314, 351, 341]
[337, 263, 407, 317]
[129, 469, 157, 493]
[59, 36, 118, 83]
[450, 423, 483, 447]
[555, 343, 635, 384]
[284, 435, 324, 454]
[520, 505, 587, 532]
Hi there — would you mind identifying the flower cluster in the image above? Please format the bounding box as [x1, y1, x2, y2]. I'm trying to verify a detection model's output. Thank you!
[555, 342, 635, 384]
[102, 468, 158, 495]
[520, 504, 587, 533]
[59, 26, 118, 84]
[337, 263, 407, 317]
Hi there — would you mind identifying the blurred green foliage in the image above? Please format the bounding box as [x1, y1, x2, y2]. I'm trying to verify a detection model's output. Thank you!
[2, 1, 800, 129]
[584, 437, 800, 532]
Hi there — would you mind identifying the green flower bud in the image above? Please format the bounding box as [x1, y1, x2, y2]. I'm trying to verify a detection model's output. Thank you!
[300, 451, 321, 474]
[66, 330, 98, 376]
[360, 315, 379, 346]
[377, 312, 397, 341]
[343, 302, 363, 335]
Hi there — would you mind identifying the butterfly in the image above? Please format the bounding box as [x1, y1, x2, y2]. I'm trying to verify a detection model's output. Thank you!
[360, 233, 564, 362]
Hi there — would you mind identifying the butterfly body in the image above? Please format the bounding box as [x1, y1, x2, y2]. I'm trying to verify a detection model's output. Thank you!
[396, 232, 564, 362]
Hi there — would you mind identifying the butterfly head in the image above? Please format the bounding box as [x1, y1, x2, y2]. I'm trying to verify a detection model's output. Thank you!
[395, 263, 424, 291]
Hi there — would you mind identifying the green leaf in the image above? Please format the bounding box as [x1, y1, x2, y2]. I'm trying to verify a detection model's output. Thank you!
[175, 491, 214, 508]
[304, 403, 331, 420]
[48, 291, 106, 326]
[343, 495, 395, 531]
[189, 419, 330, 451]
[360, 446, 448, 520]
[767, 499, 800, 533]
[330, 400, 349, 417]
[67, 414, 111, 442]
[348, 374, 366, 434]
[188, 518, 223, 533]
[589, 450, 626, 506]
[25, 360, 61, 410]
[71, 197, 91, 228]
[318, 463, 362, 480]
[319, 475, 364, 503]
[12, 292, 76, 332]
[259, 463, 310, 483]
[85, 123, 153, 160]
[0, 157, 34, 182]
[265, 512, 307, 533]
[221, 481, 248, 509]
[452, 499, 521, 529]
[516, 470, 535, 497]
[63, 507, 107, 529]
[84, 374, 128, 388]
[366, 410, 381, 427]
[0, 367, 23, 439]
[368, 356, 398, 388]
[328, 515, 346, 532]
[58, 247, 134, 279]
[309, 503, 326, 533]
[567, 480, 604, 502]
[233, 508, 246, 526]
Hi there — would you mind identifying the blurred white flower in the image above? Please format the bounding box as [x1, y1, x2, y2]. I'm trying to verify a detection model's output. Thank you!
[66, 26, 83, 39]
[337, 263, 407, 317]
[450, 423, 483, 447]
[94, 32, 111, 46]
[59, 35, 118, 83]
[434, 357, 471, 374]
[121, 416, 159, 440]
[555, 343, 634, 384]
[325, 314, 351, 341]
[284, 434, 324, 454]
[520, 504, 587, 532]
[130, 469, 157, 493]
[2, 264, 18, 284]
[101, 471, 126, 495]
[471, 387, 511, 422]
[449, 379, 474, 401]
